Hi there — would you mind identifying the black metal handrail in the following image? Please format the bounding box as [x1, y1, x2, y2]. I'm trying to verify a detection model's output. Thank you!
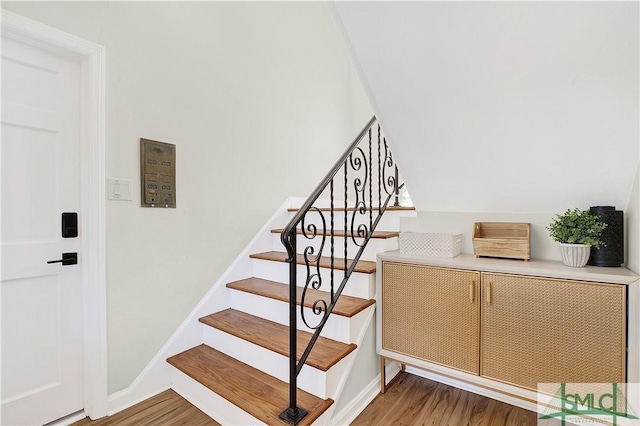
[279, 116, 402, 424]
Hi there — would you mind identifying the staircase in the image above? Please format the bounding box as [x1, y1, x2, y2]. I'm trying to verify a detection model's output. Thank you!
[164, 118, 413, 424]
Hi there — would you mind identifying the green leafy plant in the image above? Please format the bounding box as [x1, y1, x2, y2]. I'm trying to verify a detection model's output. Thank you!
[547, 208, 607, 248]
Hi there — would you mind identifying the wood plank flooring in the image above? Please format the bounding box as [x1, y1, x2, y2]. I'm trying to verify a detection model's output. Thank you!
[72, 372, 543, 426]
[71, 389, 219, 426]
[351, 372, 540, 426]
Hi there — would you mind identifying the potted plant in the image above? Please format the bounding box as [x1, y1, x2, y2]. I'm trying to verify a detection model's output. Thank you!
[547, 208, 607, 267]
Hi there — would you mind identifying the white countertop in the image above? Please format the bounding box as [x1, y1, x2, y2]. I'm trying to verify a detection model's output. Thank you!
[377, 251, 639, 285]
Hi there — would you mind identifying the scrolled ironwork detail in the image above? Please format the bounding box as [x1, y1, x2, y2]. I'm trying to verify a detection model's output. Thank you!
[349, 147, 370, 247]
[299, 207, 329, 330]
[382, 138, 397, 197]
[278, 116, 403, 425]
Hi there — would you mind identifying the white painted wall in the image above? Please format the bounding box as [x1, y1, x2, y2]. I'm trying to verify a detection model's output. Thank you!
[348, 67, 374, 136]
[332, 2, 639, 215]
[3, 1, 366, 393]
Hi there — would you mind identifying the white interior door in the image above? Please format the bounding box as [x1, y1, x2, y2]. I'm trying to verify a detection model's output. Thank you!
[1, 35, 85, 425]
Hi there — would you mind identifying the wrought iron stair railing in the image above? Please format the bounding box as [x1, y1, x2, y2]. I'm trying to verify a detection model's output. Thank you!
[279, 116, 403, 424]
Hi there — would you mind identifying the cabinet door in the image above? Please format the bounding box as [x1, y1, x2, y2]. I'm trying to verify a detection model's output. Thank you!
[382, 262, 480, 374]
[481, 273, 626, 391]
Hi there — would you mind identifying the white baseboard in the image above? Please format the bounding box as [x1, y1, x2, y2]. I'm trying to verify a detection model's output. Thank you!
[330, 362, 401, 425]
[45, 410, 87, 426]
[106, 386, 170, 417]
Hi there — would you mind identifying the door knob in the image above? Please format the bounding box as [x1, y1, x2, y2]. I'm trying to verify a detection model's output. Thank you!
[47, 252, 78, 266]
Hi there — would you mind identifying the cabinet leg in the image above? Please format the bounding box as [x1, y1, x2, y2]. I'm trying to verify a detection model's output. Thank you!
[380, 356, 386, 394]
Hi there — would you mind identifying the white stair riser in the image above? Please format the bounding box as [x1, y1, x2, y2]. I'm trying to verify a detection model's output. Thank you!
[228, 289, 372, 343]
[311, 405, 335, 426]
[201, 326, 351, 399]
[288, 209, 416, 231]
[252, 259, 375, 299]
[170, 366, 264, 425]
[271, 233, 398, 262]
[363, 238, 397, 261]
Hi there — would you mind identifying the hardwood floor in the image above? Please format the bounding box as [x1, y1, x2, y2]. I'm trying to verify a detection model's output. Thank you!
[351, 372, 539, 426]
[71, 373, 543, 425]
[71, 390, 219, 426]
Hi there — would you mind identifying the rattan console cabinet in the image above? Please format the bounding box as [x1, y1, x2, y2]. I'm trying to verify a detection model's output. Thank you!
[376, 251, 640, 408]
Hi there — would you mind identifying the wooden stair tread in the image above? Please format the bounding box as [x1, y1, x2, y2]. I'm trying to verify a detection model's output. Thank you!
[227, 277, 375, 318]
[287, 206, 415, 212]
[271, 228, 399, 239]
[199, 309, 357, 371]
[167, 345, 333, 426]
[250, 251, 376, 274]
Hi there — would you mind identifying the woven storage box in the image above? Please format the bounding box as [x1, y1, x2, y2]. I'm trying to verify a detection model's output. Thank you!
[399, 232, 462, 257]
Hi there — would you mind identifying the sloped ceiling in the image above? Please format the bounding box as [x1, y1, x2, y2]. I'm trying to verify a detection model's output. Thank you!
[331, 2, 639, 213]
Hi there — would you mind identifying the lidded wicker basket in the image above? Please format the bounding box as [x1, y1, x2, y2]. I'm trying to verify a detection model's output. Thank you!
[399, 232, 462, 258]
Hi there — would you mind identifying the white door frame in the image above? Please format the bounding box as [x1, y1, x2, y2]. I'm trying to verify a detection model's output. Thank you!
[1, 10, 108, 419]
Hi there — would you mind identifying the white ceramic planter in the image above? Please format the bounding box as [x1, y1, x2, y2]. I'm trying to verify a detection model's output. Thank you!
[559, 243, 591, 267]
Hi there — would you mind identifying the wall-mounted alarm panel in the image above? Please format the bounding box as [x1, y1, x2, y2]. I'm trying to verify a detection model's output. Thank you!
[140, 138, 176, 208]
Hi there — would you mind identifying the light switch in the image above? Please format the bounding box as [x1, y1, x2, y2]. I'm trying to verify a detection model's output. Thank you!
[108, 178, 133, 201]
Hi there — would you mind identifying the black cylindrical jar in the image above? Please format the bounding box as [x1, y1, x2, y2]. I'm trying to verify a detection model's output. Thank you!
[588, 206, 624, 267]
